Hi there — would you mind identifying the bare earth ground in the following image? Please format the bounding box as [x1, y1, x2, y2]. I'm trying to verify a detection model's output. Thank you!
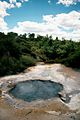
[0, 64, 80, 120]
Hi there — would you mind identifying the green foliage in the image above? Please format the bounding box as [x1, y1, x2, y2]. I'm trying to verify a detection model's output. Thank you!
[20, 55, 36, 67]
[0, 32, 80, 76]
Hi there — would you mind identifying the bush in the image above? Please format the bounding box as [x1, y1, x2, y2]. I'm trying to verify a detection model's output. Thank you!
[20, 55, 36, 67]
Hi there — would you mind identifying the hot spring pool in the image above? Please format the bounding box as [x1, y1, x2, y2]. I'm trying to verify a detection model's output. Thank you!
[9, 80, 63, 102]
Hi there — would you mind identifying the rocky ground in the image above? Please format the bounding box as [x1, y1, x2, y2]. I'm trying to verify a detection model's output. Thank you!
[0, 63, 80, 120]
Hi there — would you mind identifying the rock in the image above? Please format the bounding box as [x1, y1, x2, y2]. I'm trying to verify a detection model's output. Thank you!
[0, 89, 2, 96]
[8, 81, 12, 84]
[46, 111, 61, 115]
[2, 90, 7, 95]
[58, 91, 66, 99]
[7, 82, 16, 88]
[58, 92, 71, 103]
[0, 82, 3, 88]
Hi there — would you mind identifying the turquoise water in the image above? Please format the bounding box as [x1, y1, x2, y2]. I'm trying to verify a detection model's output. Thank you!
[10, 80, 63, 102]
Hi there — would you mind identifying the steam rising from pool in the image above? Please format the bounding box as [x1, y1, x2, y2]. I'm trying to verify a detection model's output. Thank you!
[10, 80, 63, 102]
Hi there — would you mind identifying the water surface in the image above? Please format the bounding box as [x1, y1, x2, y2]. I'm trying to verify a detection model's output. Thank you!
[10, 80, 63, 102]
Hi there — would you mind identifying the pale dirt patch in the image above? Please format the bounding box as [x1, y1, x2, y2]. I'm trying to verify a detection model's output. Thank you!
[0, 64, 80, 120]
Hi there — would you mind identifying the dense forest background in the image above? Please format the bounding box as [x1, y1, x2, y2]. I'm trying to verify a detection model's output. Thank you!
[0, 32, 80, 76]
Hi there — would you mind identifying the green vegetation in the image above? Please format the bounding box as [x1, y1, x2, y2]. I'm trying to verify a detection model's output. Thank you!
[0, 32, 80, 76]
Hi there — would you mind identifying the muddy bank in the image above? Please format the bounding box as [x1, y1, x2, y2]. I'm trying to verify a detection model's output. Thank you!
[0, 64, 80, 120]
